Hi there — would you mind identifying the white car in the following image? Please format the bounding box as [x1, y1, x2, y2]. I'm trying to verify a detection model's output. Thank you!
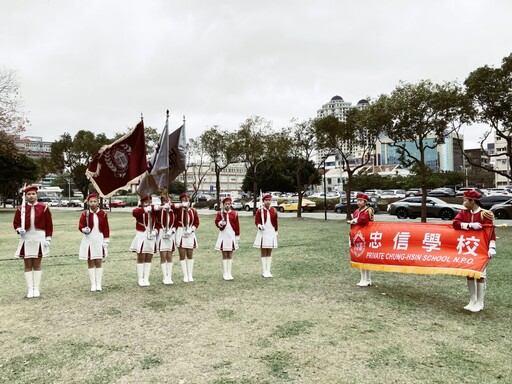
[50, 200, 60, 207]
[380, 189, 406, 199]
[244, 199, 279, 211]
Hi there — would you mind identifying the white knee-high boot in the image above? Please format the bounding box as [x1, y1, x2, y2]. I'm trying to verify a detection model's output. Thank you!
[222, 259, 229, 280]
[261, 257, 267, 277]
[33, 271, 41, 297]
[143, 263, 152, 286]
[95, 267, 103, 291]
[227, 259, 233, 280]
[471, 281, 486, 312]
[136, 263, 145, 286]
[365, 270, 372, 286]
[88, 268, 96, 292]
[266, 256, 272, 278]
[464, 279, 477, 311]
[180, 260, 189, 282]
[161, 263, 169, 284]
[186, 259, 194, 282]
[357, 269, 365, 286]
[166, 262, 174, 284]
[24, 271, 34, 298]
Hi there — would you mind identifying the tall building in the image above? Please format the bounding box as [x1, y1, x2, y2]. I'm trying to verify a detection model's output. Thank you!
[493, 130, 511, 186]
[14, 135, 52, 158]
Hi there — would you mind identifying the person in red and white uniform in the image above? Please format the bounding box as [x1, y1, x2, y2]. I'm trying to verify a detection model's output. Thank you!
[78, 193, 110, 292]
[174, 193, 199, 282]
[214, 197, 240, 281]
[453, 189, 496, 312]
[129, 195, 158, 286]
[156, 189, 179, 285]
[13, 185, 53, 298]
[348, 192, 375, 287]
[253, 193, 278, 278]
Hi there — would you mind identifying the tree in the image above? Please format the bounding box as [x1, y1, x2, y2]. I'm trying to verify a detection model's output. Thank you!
[185, 138, 210, 200]
[463, 54, 512, 183]
[377, 80, 465, 222]
[0, 67, 28, 143]
[315, 105, 382, 219]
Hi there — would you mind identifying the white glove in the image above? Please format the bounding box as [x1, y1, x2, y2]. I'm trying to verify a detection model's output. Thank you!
[16, 228, 26, 235]
[182, 201, 190, 208]
[163, 203, 170, 210]
[103, 241, 109, 249]
[44, 239, 51, 247]
[171, 228, 176, 234]
[350, 218, 358, 225]
[235, 236, 240, 247]
[151, 229, 158, 238]
[468, 222, 482, 230]
[144, 206, 152, 213]
[219, 220, 226, 227]
[190, 226, 196, 233]
[258, 224, 265, 231]
[488, 248, 496, 258]
[82, 227, 91, 234]
[276, 232, 278, 236]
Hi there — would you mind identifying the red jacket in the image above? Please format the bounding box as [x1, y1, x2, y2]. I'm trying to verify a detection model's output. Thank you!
[13, 202, 53, 237]
[353, 207, 374, 226]
[453, 208, 496, 241]
[78, 209, 110, 238]
[132, 206, 158, 232]
[173, 207, 199, 229]
[215, 209, 240, 236]
[255, 207, 278, 231]
[156, 206, 177, 230]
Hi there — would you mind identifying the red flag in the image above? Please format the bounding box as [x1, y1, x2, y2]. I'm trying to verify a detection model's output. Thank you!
[86, 121, 148, 197]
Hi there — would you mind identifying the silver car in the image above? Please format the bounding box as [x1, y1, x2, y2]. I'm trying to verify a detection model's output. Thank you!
[387, 196, 464, 220]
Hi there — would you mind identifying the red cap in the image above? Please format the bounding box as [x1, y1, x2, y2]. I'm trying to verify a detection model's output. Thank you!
[86, 193, 99, 201]
[357, 193, 370, 202]
[179, 193, 190, 201]
[262, 194, 272, 201]
[463, 190, 481, 200]
[140, 195, 152, 203]
[222, 197, 232, 204]
[23, 185, 38, 194]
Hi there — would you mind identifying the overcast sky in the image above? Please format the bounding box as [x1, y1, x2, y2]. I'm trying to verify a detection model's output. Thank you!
[1, 0, 511, 148]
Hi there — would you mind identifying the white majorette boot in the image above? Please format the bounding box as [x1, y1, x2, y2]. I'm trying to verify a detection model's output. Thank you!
[464, 279, 477, 311]
[186, 259, 194, 282]
[33, 270, 42, 298]
[261, 257, 267, 277]
[266, 256, 273, 278]
[143, 262, 152, 286]
[357, 269, 366, 286]
[180, 260, 189, 282]
[161, 263, 169, 284]
[166, 262, 174, 285]
[24, 271, 34, 298]
[226, 259, 233, 281]
[88, 268, 97, 292]
[137, 263, 145, 286]
[470, 281, 486, 313]
[222, 259, 229, 280]
[95, 267, 103, 291]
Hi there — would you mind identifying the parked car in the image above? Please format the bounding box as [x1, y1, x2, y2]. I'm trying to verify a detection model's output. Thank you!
[60, 199, 69, 207]
[278, 198, 316, 212]
[387, 196, 464, 220]
[67, 200, 83, 208]
[405, 189, 422, 197]
[490, 199, 512, 219]
[486, 187, 512, 196]
[109, 199, 126, 208]
[244, 199, 279, 211]
[214, 198, 244, 211]
[379, 189, 406, 199]
[50, 200, 60, 207]
[427, 187, 456, 197]
[479, 194, 512, 210]
[455, 187, 486, 197]
[334, 197, 379, 214]
[365, 189, 383, 198]
[196, 194, 212, 202]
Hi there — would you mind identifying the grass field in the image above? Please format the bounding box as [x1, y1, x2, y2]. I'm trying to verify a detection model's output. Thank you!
[0, 209, 511, 384]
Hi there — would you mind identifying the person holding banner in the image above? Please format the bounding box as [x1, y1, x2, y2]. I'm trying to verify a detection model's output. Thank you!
[78, 193, 110, 292]
[156, 189, 178, 285]
[129, 195, 158, 286]
[452, 190, 496, 312]
[174, 193, 199, 282]
[254, 193, 278, 278]
[215, 197, 240, 281]
[13, 185, 53, 298]
[348, 192, 374, 287]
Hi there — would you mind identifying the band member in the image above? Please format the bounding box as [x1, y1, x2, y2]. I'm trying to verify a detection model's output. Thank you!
[253, 193, 278, 278]
[13, 185, 53, 298]
[129, 195, 158, 286]
[348, 192, 374, 287]
[156, 189, 178, 285]
[453, 190, 496, 312]
[78, 193, 110, 292]
[214, 197, 240, 280]
[174, 193, 199, 282]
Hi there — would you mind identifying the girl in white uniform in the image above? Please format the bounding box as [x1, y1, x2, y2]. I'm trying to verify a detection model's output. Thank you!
[253, 194, 278, 278]
[214, 197, 240, 280]
[174, 193, 199, 282]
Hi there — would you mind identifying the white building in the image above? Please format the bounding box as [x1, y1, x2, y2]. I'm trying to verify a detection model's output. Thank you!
[494, 131, 511, 186]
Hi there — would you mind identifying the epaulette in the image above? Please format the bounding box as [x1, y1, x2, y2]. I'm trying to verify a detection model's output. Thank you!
[481, 209, 494, 221]
[44, 204, 49, 212]
[368, 207, 375, 221]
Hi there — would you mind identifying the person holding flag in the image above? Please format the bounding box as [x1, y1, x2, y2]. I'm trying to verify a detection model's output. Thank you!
[156, 189, 179, 285]
[13, 185, 53, 298]
[129, 195, 158, 286]
[253, 193, 278, 278]
[78, 193, 110, 292]
[214, 197, 240, 281]
[348, 192, 375, 287]
[453, 190, 496, 312]
[175, 193, 199, 282]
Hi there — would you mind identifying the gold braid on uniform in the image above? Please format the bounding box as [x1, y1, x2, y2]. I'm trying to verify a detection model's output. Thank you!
[481, 209, 494, 221]
[368, 207, 374, 221]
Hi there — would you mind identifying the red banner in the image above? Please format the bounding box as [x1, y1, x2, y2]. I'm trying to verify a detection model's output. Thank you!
[86, 121, 148, 197]
[350, 222, 493, 278]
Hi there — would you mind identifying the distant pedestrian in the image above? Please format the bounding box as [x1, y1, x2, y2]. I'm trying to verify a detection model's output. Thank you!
[129, 195, 158, 286]
[215, 197, 240, 280]
[13, 185, 53, 298]
[175, 193, 199, 282]
[78, 193, 110, 292]
[348, 192, 374, 286]
[253, 194, 278, 278]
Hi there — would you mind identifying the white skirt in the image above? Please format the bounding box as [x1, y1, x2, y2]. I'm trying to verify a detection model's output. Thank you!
[175, 227, 198, 249]
[215, 224, 238, 252]
[15, 228, 49, 258]
[129, 231, 156, 254]
[79, 225, 106, 260]
[157, 228, 175, 252]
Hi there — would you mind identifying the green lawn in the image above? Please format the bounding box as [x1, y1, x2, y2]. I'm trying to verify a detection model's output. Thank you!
[0, 209, 511, 384]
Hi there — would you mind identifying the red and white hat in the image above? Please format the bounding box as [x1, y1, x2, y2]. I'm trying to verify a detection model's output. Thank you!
[179, 193, 190, 201]
[86, 193, 99, 202]
[262, 194, 272, 201]
[140, 195, 152, 203]
[23, 185, 38, 194]
[463, 190, 481, 200]
[222, 197, 232, 204]
[356, 193, 370, 202]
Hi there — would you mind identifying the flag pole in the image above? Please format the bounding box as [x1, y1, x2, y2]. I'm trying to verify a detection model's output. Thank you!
[165, 109, 170, 198]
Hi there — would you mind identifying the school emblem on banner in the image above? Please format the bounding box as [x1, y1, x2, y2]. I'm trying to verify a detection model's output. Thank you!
[104, 144, 132, 178]
[352, 230, 366, 258]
